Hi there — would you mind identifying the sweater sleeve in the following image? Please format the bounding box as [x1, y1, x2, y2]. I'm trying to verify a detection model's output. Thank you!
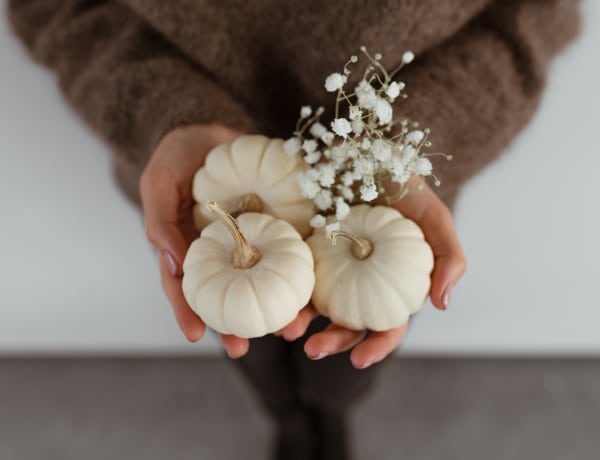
[396, 0, 580, 208]
[7, 0, 257, 171]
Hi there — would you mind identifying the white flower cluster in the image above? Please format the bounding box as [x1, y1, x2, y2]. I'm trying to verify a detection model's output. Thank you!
[284, 47, 451, 230]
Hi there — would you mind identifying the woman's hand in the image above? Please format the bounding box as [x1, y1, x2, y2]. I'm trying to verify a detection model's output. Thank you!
[278, 177, 467, 369]
[139, 123, 250, 358]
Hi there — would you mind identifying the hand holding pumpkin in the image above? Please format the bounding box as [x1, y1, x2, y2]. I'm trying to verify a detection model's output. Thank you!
[140, 123, 250, 358]
[142, 127, 465, 369]
[287, 176, 466, 369]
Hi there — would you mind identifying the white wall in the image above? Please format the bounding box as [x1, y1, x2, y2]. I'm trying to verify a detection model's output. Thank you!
[1, 2, 598, 356]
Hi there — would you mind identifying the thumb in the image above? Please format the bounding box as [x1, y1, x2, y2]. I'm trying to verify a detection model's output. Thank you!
[140, 173, 189, 275]
[140, 169, 205, 341]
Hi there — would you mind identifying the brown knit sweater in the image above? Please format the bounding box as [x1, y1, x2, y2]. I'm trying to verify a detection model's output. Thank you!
[8, 0, 580, 208]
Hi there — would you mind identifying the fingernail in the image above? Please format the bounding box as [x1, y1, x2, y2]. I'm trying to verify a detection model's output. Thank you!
[442, 283, 453, 310]
[163, 250, 178, 276]
[310, 352, 328, 360]
[357, 362, 373, 369]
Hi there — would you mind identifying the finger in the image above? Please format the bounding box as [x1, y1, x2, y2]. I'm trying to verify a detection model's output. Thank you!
[275, 305, 319, 341]
[389, 178, 467, 311]
[420, 206, 467, 310]
[430, 254, 466, 310]
[219, 334, 250, 359]
[304, 323, 367, 360]
[140, 170, 190, 276]
[349, 323, 408, 369]
[159, 255, 205, 342]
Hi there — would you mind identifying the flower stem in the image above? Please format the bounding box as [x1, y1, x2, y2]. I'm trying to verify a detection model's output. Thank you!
[330, 231, 373, 260]
[206, 201, 261, 269]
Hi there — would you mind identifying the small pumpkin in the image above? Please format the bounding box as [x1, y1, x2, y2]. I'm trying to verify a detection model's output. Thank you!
[306, 204, 434, 331]
[192, 135, 314, 238]
[183, 202, 315, 338]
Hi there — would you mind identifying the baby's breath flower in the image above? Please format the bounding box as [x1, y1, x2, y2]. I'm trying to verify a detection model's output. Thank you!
[283, 137, 301, 156]
[349, 106, 362, 120]
[351, 166, 362, 181]
[303, 151, 322, 165]
[302, 139, 318, 154]
[329, 146, 348, 166]
[372, 139, 392, 161]
[401, 144, 418, 166]
[320, 131, 335, 145]
[291, 47, 450, 229]
[335, 197, 351, 220]
[341, 171, 354, 186]
[331, 118, 352, 138]
[390, 156, 404, 177]
[300, 106, 312, 118]
[310, 214, 327, 228]
[355, 80, 378, 109]
[402, 51, 415, 63]
[325, 73, 348, 92]
[405, 130, 425, 145]
[410, 157, 433, 176]
[351, 119, 364, 135]
[309, 122, 327, 139]
[347, 147, 359, 158]
[302, 139, 319, 153]
[329, 158, 343, 170]
[340, 186, 354, 202]
[386, 81, 401, 100]
[356, 156, 375, 176]
[306, 168, 320, 181]
[297, 172, 321, 199]
[360, 183, 378, 202]
[314, 189, 333, 210]
[374, 99, 393, 125]
[317, 164, 336, 187]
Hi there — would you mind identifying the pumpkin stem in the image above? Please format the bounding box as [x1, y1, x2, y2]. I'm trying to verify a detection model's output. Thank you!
[231, 193, 263, 218]
[330, 231, 373, 260]
[206, 201, 262, 269]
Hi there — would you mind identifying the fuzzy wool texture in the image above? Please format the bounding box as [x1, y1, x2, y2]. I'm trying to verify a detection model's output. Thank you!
[7, 0, 580, 208]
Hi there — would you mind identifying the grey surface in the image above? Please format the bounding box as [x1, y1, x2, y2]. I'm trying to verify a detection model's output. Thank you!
[1, 358, 599, 460]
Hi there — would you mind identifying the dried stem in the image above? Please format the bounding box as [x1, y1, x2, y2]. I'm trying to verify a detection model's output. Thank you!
[206, 201, 261, 269]
[330, 230, 373, 260]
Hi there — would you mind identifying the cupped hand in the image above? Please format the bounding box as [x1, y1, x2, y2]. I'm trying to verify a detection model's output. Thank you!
[278, 176, 466, 369]
[139, 123, 249, 358]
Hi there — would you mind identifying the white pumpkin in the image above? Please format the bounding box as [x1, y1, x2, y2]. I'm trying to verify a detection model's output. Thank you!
[306, 205, 434, 331]
[183, 202, 315, 339]
[192, 135, 314, 238]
